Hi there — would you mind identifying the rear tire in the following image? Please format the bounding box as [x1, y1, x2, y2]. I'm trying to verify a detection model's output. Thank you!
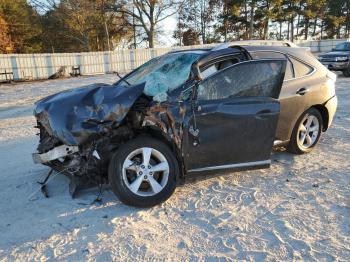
[108, 136, 178, 207]
[288, 108, 323, 154]
[343, 67, 350, 77]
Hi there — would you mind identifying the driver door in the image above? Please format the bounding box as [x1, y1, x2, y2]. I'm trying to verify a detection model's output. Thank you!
[183, 59, 287, 173]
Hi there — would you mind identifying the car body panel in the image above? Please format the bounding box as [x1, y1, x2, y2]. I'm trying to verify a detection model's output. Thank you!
[277, 74, 329, 140]
[242, 45, 336, 142]
[32, 43, 337, 197]
[184, 96, 281, 171]
[33, 83, 145, 145]
[324, 95, 338, 128]
[182, 59, 286, 171]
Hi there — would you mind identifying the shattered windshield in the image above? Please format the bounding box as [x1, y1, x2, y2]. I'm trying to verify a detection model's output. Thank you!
[117, 52, 203, 102]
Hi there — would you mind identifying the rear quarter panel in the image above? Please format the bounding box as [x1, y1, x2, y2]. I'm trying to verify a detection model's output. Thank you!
[277, 74, 332, 141]
[276, 49, 335, 141]
[237, 46, 336, 142]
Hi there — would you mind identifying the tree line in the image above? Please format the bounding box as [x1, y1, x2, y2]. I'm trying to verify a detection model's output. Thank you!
[0, 0, 349, 54]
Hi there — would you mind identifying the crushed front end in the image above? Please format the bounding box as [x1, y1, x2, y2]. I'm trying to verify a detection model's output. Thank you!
[32, 83, 145, 196]
[33, 120, 136, 196]
[32, 81, 187, 197]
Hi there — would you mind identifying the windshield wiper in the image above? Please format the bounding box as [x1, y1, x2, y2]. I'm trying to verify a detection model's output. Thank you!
[116, 72, 131, 86]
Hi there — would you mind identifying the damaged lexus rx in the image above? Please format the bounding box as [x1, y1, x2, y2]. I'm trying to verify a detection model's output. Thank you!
[33, 44, 337, 207]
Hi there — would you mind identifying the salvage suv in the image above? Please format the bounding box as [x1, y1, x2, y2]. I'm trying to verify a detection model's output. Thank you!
[33, 42, 337, 207]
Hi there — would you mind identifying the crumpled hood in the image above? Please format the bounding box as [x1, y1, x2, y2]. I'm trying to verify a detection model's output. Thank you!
[34, 83, 145, 145]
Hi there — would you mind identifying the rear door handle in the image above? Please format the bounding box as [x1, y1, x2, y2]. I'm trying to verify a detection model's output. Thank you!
[296, 87, 308, 95]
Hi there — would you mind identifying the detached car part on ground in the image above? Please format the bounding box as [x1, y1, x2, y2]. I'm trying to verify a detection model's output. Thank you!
[33, 44, 337, 207]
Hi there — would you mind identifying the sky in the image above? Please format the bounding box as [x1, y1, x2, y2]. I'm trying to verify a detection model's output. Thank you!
[158, 17, 178, 47]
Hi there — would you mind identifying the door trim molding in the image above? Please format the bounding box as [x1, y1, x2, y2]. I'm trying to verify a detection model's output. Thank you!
[187, 159, 271, 173]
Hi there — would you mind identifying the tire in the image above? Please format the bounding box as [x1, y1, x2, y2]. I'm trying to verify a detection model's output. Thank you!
[343, 67, 350, 77]
[108, 136, 179, 207]
[288, 108, 323, 154]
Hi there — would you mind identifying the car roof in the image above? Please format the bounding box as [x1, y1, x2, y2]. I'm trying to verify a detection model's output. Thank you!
[166, 43, 325, 73]
[168, 42, 304, 59]
[212, 40, 297, 51]
[168, 48, 212, 54]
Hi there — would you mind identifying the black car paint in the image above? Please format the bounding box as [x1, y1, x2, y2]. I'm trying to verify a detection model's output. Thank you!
[33, 48, 287, 194]
[183, 96, 281, 171]
[34, 83, 145, 145]
[34, 47, 249, 149]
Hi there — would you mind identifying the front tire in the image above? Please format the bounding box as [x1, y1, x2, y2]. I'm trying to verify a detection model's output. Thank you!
[288, 108, 323, 154]
[343, 67, 350, 77]
[108, 136, 179, 207]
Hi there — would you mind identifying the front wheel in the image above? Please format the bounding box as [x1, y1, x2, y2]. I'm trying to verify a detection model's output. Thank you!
[288, 108, 323, 154]
[343, 67, 350, 77]
[108, 136, 179, 207]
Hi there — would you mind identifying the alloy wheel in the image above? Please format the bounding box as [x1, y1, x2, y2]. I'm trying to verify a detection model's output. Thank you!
[297, 114, 320, 149]
[122, 147, 170, 197]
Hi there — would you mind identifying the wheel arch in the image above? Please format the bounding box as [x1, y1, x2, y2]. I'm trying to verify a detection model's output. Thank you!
[287, 105, 325, 154]
[311, 104, 329, 132]
[135, 127, 185, 180]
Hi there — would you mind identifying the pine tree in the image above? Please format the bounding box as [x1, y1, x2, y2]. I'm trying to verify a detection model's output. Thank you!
[0, 0, 42, 53]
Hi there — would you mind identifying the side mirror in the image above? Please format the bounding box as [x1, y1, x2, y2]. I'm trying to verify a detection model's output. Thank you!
[191, 62, 203, 81]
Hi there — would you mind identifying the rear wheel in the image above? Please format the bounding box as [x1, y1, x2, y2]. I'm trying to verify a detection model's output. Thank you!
[108, 136, 178, 207]
[343, 67, 350, 77]
[288, 108, 323, 154]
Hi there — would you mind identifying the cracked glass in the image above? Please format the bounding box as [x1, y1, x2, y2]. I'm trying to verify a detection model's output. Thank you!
[197, 60, 285, 100]
[117, 52, 203, 102]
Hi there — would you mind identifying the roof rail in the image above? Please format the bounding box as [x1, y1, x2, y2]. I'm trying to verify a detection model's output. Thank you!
[212, 40, 297, 51]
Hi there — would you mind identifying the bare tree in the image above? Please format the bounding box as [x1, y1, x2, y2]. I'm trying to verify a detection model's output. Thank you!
[115, 0, 183, 48]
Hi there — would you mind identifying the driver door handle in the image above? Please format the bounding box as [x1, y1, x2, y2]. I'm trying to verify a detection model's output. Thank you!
[296, 87, 308, 95]
[256, 109, 272, 115]
[255, 109, 275, 119]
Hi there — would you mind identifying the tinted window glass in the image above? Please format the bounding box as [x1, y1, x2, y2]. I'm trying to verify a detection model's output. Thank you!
[197, 60, 285, 101]
[289, 57, 313, 77]
[250, 51, 294, 80]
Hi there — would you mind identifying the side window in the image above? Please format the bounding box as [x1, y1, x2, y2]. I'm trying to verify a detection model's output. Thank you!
[200, 54, 244, 79]
[201, 65, 218, 79]
[197, 60, 286, 101]
[289, 57, 313, 77]
[250, 51, 294, 80]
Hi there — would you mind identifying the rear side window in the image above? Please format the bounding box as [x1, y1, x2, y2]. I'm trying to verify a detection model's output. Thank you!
[250, 51, 294, 80]
[197, 60, 286, 100]
[289, 57, 313, 77]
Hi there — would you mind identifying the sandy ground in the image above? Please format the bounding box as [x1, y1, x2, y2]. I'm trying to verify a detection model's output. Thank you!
[0, 74, 349, 261]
